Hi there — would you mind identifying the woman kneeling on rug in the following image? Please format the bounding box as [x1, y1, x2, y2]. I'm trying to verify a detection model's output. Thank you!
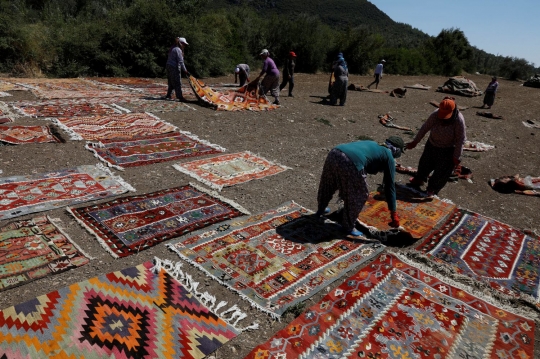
[316, 136, 404, 237]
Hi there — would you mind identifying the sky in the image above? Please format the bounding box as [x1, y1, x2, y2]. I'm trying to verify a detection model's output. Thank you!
[368, 0, 540, 67]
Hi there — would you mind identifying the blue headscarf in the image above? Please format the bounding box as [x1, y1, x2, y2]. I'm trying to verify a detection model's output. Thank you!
[336, 55, 348, 71]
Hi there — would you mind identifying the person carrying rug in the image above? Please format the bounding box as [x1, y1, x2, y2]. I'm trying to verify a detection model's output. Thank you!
[481, 76, 499, 109]
[164, 37, 190, 102]
[255, 49, 280, 105]
[406, 97, 467, 197]
[329, 54, 349, 106]
[367, 59, 385, 89]
[234, 64, 250, 87]
[316, 136, 405, 237]
[279, 51, 296, 97]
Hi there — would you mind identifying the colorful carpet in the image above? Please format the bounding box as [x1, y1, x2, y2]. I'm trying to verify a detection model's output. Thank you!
[188, 76, 279, 111]
[69, 183, 248, 258]
[0, 125, 63, 144]
[11, 101, 119, 118]
[173, 151, 289, 191]
[244, 252, 536, 359]
[417, 209, 540, 305]
[111, 99, 190, 113]
[52, 112, 177, 141]
[0, 258, 248, 358]
[168, 201, 385, 318]
[32, 89, 137, 100]
[88, 77, 164, 88]
[490, 174, 540, 197]
[87, 132, 226, 170]
[0, 80, 31, 92]
[357, 185, 457, 239]
[0, 164, 134, 220]
[0, 216, 90, 292]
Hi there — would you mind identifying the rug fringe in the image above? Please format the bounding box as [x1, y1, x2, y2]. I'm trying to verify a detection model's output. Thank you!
[393, 250, 540, 319]
[48, 215, 95, 260]
[151, 257, 259, 331]
[109, 103, 132, 113]
[95, 163, 136, 192]
[85, 143, 125, 171]
[66, 207, 120, 259]
[166, 244, 282, 320]
[178, 130, 227, 153]
[188, 182, 251, 215]
[44, 117, 83, 140]
[172, 164, 223, 191]
[144, 111, 179, 132]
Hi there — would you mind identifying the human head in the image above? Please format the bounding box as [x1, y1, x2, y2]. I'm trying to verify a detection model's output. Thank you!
[235, 67, 240, 74]
[177, 37, 188, 48]
[381, 59, 386, 63]
[437, 97, 456, 120]
[260, 49, 269, 58]
[492, 76, 497, 81]
[289, 51, 297, 58]
[385, 136, 405, 158]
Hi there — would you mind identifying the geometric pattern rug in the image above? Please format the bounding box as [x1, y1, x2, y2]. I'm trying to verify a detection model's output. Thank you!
[51, 112, 177, 141]
[0, 216, 90, 292]
[416, 209, 540, 307]
[244, 252, 536, 359]
[188, 76, 279, 111]
[0, 164, 134, 221]
[111, 99, 190, 113]
[168, 201, 385, 318]
[0, 259, 245, 359]
[69, 183, 249, 258]
[173, 151, 290, 191]
[86, 132, 226, 169]
[357, 185, 457, 240]
[0, 125, 63, 144]
[10, 101, 120, 118]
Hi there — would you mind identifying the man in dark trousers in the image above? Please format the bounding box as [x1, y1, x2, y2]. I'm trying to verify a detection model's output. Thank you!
[279, 51, 296, 97]
[164, 37, 190, 101]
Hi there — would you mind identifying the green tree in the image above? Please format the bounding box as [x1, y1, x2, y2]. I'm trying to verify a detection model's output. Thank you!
[426, 28, 473, 76]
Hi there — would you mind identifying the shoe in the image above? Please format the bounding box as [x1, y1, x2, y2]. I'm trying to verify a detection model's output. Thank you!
[408, 177, 425, 187]
[350, 228, 364, 237]
[273, 100, 280, 105]
[315, 207, 331, 216]
[288, 94, 294, 97]
[424, 190, 435, 199]
[161, 96, 172, 100]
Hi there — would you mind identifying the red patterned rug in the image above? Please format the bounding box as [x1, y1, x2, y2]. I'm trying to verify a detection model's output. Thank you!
[52, 112, 177, 141]
[0, 164, 134, 220]
[69, 183, 248, 258]
[168, 201, 385, 318]
[357, 185, 456, 240]
[188, 76, 279, 111]
[416, 209, 540, 307]
[0, 125, 63, 144]
[11, 101, 119, 118]
[111, 99, 190, 113]
[0, 216, 90, 292]
[86, 132, 225, 169]
[0, 258, 250, 358]
[244, 252, 536, 358]
[173, 151, 290, 191]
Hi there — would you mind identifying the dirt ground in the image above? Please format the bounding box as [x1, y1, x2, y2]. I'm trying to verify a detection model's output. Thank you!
[1, 73, 540, 358]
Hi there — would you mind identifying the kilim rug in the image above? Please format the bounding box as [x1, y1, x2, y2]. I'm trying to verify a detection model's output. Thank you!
[0, 164, 134, 220]
[188, 76, 279, 111]
[32, 89, 137, 100]
[139, 85, 196, 99]
[416, 208, 540, 306]
[173, 151, 290, 191]
[111, 99, 190, 113]
[0, 125, 63, 144]
[357, 185, 457, 240]
[0, 103, 17, 123]
[51, 112, 177, 141]
[0, 216, 90, 292]
[0, 258, 252, 359]
[244, 252, 536, 359]
[167, 201, 385, 318]
[10, 101, 120, 118]
[87, 77, 164, 89]
[0, 80, 30, 92]
[86, 132, 226, 170]
[68, 183, 249, 258]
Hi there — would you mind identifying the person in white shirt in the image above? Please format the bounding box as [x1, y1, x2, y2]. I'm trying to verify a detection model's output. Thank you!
[367, 59, 386, 89]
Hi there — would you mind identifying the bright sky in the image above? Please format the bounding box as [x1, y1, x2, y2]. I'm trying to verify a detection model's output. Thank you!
[369, 0, 540, 67]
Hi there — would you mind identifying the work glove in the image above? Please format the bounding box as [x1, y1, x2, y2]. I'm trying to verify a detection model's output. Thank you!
[452, 157, 461, 167]
[389, 211, 400, 228]
[185, 71, 191, 77]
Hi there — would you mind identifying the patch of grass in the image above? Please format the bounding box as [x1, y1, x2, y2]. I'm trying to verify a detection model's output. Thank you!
[356, 135, 374, 141]
[463, 153, 481, 160]
[347, 119, 356, 123]
[403, 130, 416, 137]
[315, 117, 333, 127]
[283, 301, 307, 318]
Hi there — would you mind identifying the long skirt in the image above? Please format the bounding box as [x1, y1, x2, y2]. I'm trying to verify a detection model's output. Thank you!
[483, 91, 495, 106]
[413, 141, 455, 194]
[166, 65, 182, 99]
[260, 75, 280, 100]
[317, 148, 369, 232]
[330, 78, 348, 105]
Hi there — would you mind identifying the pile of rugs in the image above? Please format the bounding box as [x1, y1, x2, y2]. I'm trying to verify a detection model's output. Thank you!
[437, 76, 483, 96]
[0, 76, 538, 359]
[524, 74, 540, 88]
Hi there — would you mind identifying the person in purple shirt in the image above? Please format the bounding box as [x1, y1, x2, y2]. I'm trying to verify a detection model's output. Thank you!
[164, 37, 190, 102]
[255, 49, 281, 105]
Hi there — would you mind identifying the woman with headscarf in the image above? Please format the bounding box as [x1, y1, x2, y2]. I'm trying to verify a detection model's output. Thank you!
[481, 76, 499, 109]
[316, 136, 405, 237]
[406, 97, 467, 197]
[329, 54, 349, 106]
